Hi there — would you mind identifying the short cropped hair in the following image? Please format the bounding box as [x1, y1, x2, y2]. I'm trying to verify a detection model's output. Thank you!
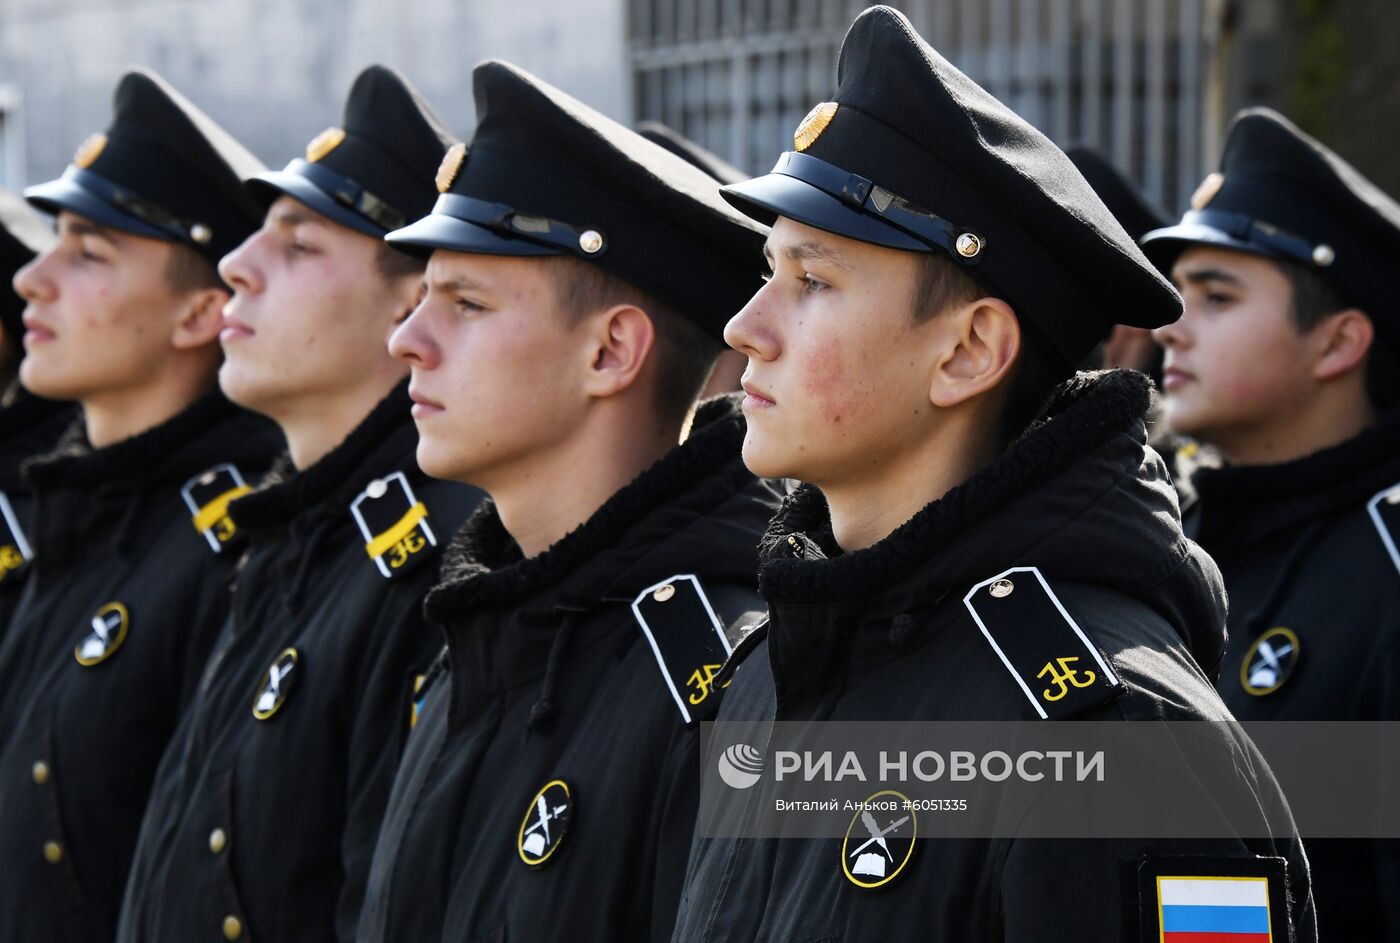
[1277, 258, 1397, 411]
[376, 242, 427, 283]
[910, 251, 1066, 443]
[164, 242, 225, 294]
[542, 257, 721, 424]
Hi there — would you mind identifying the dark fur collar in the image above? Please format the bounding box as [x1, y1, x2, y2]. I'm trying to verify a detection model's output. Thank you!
[424, 394, 747, 617]
[0, 387, 77, 490]
[1192, 406, 1400, 507]
[758, 369, 1153, 603]
[0, 385, 72, 439]
[230, 381, 414, 529]
[23, 390, 240, 489]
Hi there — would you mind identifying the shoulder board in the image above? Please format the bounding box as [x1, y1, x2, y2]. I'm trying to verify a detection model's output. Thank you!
[630, 573, 736, 725]
[0, 490, 33, 582]
[963, 566, 1125, 719]
[180, 463, 253, 554]
[350, 471, 438, 580]
[1366, 482, 1400, 578]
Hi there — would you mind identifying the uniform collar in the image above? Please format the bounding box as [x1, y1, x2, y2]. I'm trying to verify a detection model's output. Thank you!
[0, 386, 77, 490]
[1189, 407, 1400, 554]
[22, 389, 253, 491]
[758, 369, 1153, 606]
[229, 381, 416, 532]
[424, 394, 751, 619]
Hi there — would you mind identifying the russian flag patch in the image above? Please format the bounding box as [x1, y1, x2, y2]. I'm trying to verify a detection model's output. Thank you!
[1158, 877, 1271, 941]
[1138, 857, 1290, 943]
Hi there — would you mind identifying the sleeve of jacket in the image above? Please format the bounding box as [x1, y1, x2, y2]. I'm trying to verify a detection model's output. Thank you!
[995, 720, 1317, 943]
[335, 581, 440, 943]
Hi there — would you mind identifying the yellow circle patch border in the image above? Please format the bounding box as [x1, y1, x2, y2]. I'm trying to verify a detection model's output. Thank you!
[841, 789, 918, 890]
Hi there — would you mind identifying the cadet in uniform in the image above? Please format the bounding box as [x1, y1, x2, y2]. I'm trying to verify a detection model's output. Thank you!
[1142, 108, 1400, 937]
[670, 9, 1317, 942]
[0, 189, 72, 636]
[0, 69, 280, 942]
[354, 61, 781, 942]
[116, 67, 481, 943]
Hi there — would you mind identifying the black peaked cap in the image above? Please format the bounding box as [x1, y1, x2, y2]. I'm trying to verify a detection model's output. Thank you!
[636, 122, 747, 186]
[387, 60, 768, 340]
[720, 5, 1182, 369]
[25, 68, 265, 265]
[249, 65, 455, 239]
[1066, 147, 1169, 242]
[1142, 107, 1400, 352]
[1, 188, 53, 342]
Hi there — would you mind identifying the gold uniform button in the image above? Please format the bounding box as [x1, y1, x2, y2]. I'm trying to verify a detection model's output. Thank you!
[989, 578, 1015, 598]
[652, 583, 676, 602]
[43, 841, 63, 864]
[222, 915, 243, 940]
[209, 828, 227, 854]
[31, 761, 49, 785]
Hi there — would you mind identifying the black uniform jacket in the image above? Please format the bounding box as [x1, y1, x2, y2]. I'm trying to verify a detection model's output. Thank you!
[672, 371, 1317, 943]
[356, 396, 783, 943]
[0, 388, 77, 634]
[1186, 408, 1400, 937]
[0, 391, 280, 943]
[117, 383, 482, 943]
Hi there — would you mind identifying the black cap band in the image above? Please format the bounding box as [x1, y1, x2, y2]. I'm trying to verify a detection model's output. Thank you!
[64, 167, 214, 247]
[434, 193, 607, 256]
[767, 151, 985, 265]
[1173, 208, 1328, 268]
[285, 159, 407, 232]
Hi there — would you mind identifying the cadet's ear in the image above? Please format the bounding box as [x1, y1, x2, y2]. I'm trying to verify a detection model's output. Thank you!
[1311, 308, 1374, 382]
[581, 304, 657, 399]
[927, 296, 1020, 408]
[170, 286, 231, 351]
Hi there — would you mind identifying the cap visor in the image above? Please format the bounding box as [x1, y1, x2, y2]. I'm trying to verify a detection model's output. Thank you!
[247, 171, 384, 239]
[24, 177, 171, 242]
[1140, 221, 1272, 271]
[386, 213, 563, 260]
[721, 173, 928, 252]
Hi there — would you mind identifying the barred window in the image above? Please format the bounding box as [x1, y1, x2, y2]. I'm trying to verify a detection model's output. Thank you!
[630, 0, 1232, 215]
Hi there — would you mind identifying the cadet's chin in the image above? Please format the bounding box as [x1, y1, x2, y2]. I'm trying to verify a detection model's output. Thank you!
[415, 436, 475, 485]
[1158, 395, 1211, 441]
[217, 361, 275, 417]
[17, 354, 77, 402]
[740, 430, 799, 482]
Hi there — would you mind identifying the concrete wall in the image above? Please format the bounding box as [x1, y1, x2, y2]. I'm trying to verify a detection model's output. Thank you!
[0, 0, 630, 189]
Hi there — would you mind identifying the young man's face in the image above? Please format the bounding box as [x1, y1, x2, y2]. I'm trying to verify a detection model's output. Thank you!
[217, 195, 412, 415]
[724, 215, 944, 486]
[1154, 245, 1318, 443]
[388, 251, 591, 487]
[13, 211, 198, 401]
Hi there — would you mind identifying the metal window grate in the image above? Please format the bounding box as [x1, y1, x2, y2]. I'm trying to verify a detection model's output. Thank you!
[630, 0, 1224, 215]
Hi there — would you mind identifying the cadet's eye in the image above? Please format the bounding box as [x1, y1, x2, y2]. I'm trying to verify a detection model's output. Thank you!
[455, 298, 486, 315]
[801, 274, 830, 294]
